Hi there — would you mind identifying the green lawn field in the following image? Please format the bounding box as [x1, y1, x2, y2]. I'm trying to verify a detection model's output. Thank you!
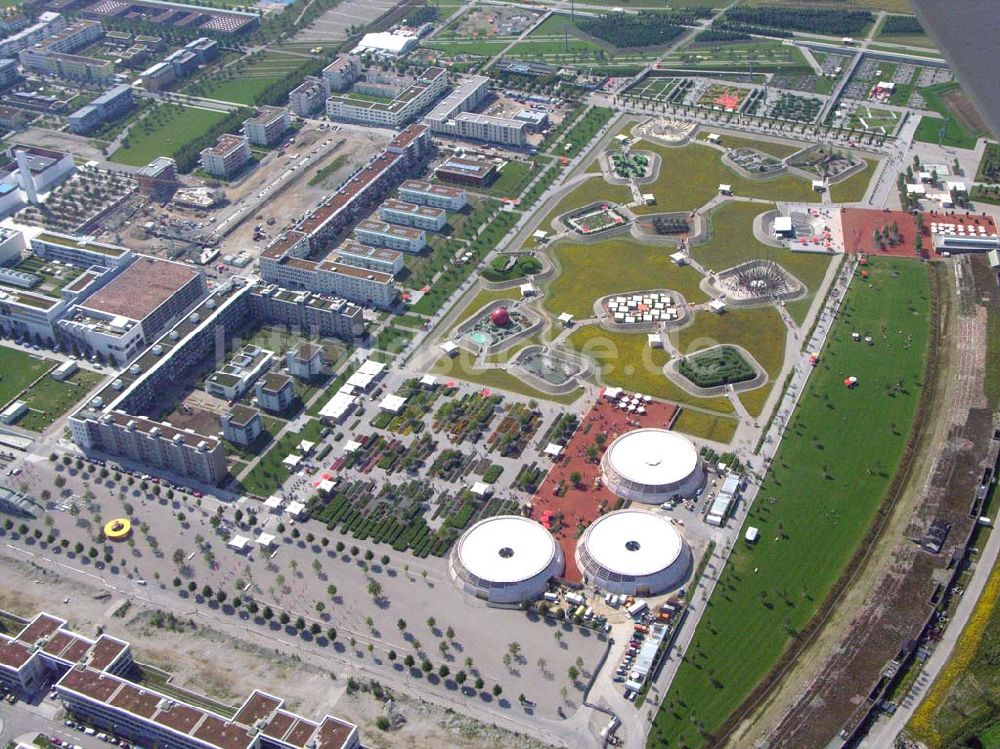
[830, 158, 878, 203]
[19, 370, 103, 432]
[696, 132, 804, 159]
[430, 354, 583, 405]
[671, 304, 786, 419]
[0, 346, 53, 405]
[671, 306, 786, 378]
[186, 51, 305, 105]
[539, 180, 633, 232]
[544, 238, 709, 319]
[913, 82, 988, 150]
[566, 326, 735, 416]
[632, 142, 820, 212]
[110, 105, 228, 167]
[671, 409, 739, 443]
[239, 419, 323, 497]
[691, 200, 835, 324]
[477, 160, 535, 198]
[649, 257, 932, 749]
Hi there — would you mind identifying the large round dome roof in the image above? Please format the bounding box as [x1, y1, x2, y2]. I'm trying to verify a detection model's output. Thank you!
[605, 428, 698, 487]
[576, 509, 690, 595]
[455, 515, 559, 584]
[583, 511, 682, 577]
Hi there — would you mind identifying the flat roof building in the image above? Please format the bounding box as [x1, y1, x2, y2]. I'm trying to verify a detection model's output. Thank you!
[325, 66, 446, 128]
[200, 133, 250, 179]
[378, 198, 446, 232]
[206, 344, 275, 401]
[220, 404, 262, 446]
[256, 371, 294, 413]
[354, 219, 425, 253]
[243, 106, 288, 147]
[435, 156, 496, 187]
[399, 179, 467, 211]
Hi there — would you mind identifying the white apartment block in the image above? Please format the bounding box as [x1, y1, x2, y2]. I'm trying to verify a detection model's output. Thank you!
[200, 133, 250, 178]
[354, 219, 425, 253]
[378, 198, 446, 231]
[325, 66, 446, 128]
[398, 179, 467, 210]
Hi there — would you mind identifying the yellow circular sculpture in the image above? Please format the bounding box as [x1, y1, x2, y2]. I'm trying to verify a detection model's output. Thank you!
[104, 518, 132, 541]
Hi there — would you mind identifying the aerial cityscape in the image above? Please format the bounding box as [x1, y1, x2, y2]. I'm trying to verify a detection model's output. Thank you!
[0, 1, 997, 748]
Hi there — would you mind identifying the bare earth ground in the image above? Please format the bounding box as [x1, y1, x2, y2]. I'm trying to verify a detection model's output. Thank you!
[218, 123, 390, 258]
[291, 0, 398, 43]
[0, 558, 555, 749]
[11, 127, 108, 163]
[727, 256, 997, 748]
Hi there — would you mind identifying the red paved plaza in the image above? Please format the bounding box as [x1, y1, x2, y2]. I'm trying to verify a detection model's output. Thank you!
[529, 394, 679, 582]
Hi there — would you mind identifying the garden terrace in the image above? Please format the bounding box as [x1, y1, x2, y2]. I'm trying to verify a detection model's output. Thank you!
[725, 147, 786, 177]
[767, 92, 822, 123]
[486, 402, 542, 459]
[678, 345, 756, 388]
[368, 379, 448, 434]
[531, 396, 679, 581]
[697, 83, 750, 112]
[789, 145, 863, 181]
[433, 392, 503, 445]
[429, 449, 477, 482]
[310, 479, 462, 557]
[611, 151, 650, 179]
[482, 255, 543, 283]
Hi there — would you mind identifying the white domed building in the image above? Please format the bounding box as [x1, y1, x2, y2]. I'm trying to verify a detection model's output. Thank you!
[449, 515, 564, 604]
[601, 428, 704, 503]
[576, 509, 691, 595]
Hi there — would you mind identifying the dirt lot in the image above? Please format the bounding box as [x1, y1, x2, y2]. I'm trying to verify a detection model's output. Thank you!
[0, 556, 555, 749]
[292, 0, 399, 43]
[162, 391, 231, 435]
[217, 121, 390, 258]
[449, 6, 541, 38]
[11, 127, 108, 163]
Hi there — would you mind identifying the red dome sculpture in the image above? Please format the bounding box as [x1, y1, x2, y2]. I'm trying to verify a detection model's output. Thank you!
[491, 307, 511, 327]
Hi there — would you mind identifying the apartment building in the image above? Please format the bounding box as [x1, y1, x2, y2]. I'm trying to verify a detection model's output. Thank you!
[398, 179, 467, 210]
[286, 342, 323, 379]
[247, 284, 365, 340]
[321, 54, 361, 92]
[0, 11, 65, 57]
[205, 344, 275, 401]
[354, 219, 425, 253]
[200, 134, 250, 179]
[0, 58, 20, 90]
[255, 372, 294, 413]
[19, 20, 111, 83]
[378, 198, 446, 232]
[68, 83, 133, 134]
[2, 611, 358, 749]
[325, 66, 446, 128]
[30, 231, 133, 270]
[71, 410, 228, 484]
[288, 76, 327, 117]
[0, 613, 131, 698]
[332, 241, 404, 275]
[220, 404, 262, 446]
[243, 106, 289, 147]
